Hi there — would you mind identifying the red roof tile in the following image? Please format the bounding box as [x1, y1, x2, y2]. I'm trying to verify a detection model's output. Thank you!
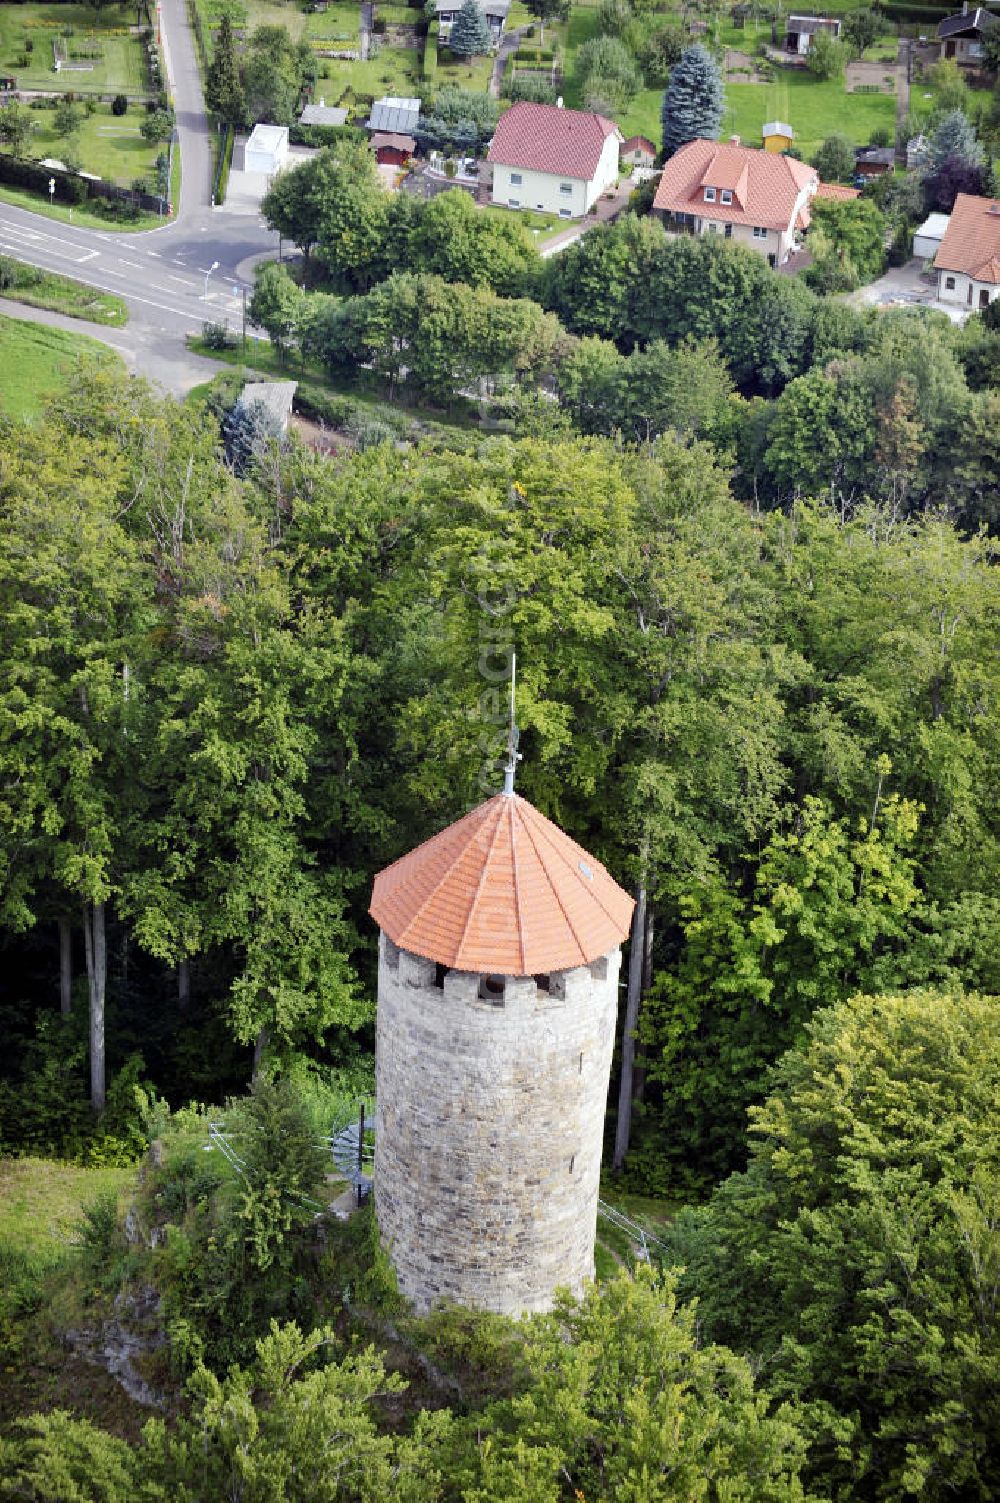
[936, 193, 1000, 285]
[815, 181, 860, 201]
[654, 137, 817, 231]
[621, 134, 656, 154]
[488, 101, 621, 181]
[370, 793, 634, 975]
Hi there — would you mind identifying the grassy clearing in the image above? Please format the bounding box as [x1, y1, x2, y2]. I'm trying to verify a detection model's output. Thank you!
[0, 1, 148, 94]
[317, 44, 420, 97]
[306, 0, 361, 45]
[0, 255, 128, 324]
[723, 73, 897, 158]
[10, 102, 161, 187]
[435, 46, 494, 91]
[193, 0, 311, 42]
[0, 313, 123, 419]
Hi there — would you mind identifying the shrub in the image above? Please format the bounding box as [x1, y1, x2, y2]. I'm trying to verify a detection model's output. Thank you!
[111, 93, 128, 115]
[202, 318, 235, 349]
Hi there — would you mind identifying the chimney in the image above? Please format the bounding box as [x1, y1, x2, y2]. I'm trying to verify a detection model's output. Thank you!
[729, 134, 741, 145]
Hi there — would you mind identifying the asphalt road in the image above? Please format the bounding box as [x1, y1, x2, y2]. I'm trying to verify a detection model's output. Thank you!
[0, 0, 279, 392]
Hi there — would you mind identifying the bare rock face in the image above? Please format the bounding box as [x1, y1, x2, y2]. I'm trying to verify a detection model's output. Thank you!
[66, 1287, 168, 1410]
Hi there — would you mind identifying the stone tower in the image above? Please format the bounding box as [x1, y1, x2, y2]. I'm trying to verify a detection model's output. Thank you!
[369, 790, 634, 1315]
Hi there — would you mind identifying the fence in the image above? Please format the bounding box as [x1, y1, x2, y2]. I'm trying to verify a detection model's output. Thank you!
[0, 151, 167, 215]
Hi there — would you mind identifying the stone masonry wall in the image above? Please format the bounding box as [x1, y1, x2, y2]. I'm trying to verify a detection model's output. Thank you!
[374, 935, 621, 1315]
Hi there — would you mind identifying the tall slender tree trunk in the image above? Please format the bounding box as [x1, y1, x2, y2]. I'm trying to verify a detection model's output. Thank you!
[252, 1025, 269, 1083]
[82, 900, 106, 1113]
[633, 902, 654, 1107]
[613, 878, 647, 1173]
[59, 918, 72, 1017]
[177, 957, 191, 1011]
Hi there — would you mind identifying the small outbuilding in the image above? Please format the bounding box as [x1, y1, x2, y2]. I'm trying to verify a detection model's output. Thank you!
[620, 134, 656, 168]
[371, 131, 416, 166]
[299, 101, 349, 128]
[784, 15, 841, 54]
[368, 96, 421, 135]
[854, 145, 895, 179]
[762, 120, 795, 153]
[913, 211, 950, 260]
[244, 124, 289, 176]
[937, 6, 998, 66]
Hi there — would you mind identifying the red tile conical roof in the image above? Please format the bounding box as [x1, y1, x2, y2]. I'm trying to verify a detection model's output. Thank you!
[370, 793, 634, 975]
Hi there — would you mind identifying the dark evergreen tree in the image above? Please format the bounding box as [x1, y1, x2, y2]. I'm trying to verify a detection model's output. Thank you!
[206, 12, 246, 128]
[660, 43, 723, 159]
[448, 0, 492, 58]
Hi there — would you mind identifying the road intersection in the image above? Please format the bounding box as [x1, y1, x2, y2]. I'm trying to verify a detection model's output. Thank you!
[0, 0, 279, 393]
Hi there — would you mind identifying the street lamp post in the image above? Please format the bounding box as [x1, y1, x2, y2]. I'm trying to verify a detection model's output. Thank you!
[203, 259, 220, 300]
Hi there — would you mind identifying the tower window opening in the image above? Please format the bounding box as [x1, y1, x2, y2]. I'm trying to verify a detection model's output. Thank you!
[479, 974, 506, 1006]
[434, 962, 447, 990]
[383, 937, 400, 971]
[579, 1051, 584, 1074]
[534, 973, 550, 994]
[569, 1154, 575, 1174]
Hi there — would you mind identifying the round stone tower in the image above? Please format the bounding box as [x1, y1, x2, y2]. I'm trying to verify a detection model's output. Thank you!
[369, 790, 634, 1316]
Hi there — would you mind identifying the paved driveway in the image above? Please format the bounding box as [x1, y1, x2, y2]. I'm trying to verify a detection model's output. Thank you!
[850, 258, 970, 323]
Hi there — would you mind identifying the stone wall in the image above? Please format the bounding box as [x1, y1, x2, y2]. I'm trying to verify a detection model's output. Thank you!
[374, 934, 621, 1315]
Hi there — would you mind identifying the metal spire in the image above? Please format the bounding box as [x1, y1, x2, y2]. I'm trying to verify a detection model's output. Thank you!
[502, 653, 521, 796]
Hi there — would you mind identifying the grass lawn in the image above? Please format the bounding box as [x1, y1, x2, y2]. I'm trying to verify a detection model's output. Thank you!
[0, 256, 128, 324]
[723, 73, 897, 158]
[317, 44, 420, 98]
[0, 181, 166, 229]
[436, 46, 493, 91]
[375, 2, 418, 24]
[11, 102, 161, 186]
[193, 0, 311, 42]
[485, 201, 568, 244]
[0, 2, 148, 94]
[305, 0, 360, 46]
[0, 313, 123, 419]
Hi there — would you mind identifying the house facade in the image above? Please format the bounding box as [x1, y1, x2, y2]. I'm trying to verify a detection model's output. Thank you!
[937, 6, 998, 65]
[487, 101, 621, 218]
[935, 192, 1000, 310]
[652, 136, 820, 267]
[436, 0, 510, 43]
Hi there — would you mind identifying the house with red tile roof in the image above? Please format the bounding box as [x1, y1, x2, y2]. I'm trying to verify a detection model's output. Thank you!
[935, 192, 1000, 311]
[620, 134, 657, 169]
[652, 136, 821, 266]
[487, 100, 622, 219]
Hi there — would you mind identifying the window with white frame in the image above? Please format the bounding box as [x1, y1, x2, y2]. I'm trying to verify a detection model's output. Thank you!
[720, 189, 732, 204]
[703, 186, 716, 202]
[559, 208, 571, 217]
[752, 225, 768, 239]
[559, 182, 572, 195]
[705, 220, 720, 233]
[508, 198, 520, 208]
[510, 172, 522, 185]
[945, 275, 956, 289]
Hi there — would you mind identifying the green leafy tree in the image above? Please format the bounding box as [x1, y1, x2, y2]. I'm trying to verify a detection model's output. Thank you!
[574, 33, 642, 111]
[0, 100, 35, 157]
[53, 98, 82, 142]
[205, 12, 245, 127]
[140, 109, 175, 144]
[841, 6, 880, 57]
[448, 0, 493, 58]
[524, 0, 570, 43]
[804, 194, 886, 291]
[812, 131, 855, 182]
[669, 988, 1000, 1501]
[248, 261, 306, 361]
[660, 43, 723, 158]
[805, 29, 845, 79]
[927, 56, 970, 114]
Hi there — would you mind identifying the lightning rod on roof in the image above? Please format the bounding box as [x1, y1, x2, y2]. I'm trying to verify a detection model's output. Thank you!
[503, 653, 522, 796]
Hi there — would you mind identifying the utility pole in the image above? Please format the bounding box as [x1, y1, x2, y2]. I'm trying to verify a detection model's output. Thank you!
[241, 283, 247, 356]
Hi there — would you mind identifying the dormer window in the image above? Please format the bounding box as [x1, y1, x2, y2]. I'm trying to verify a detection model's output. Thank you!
[720, 189, 733, 204]
[703, 186, 716, 202]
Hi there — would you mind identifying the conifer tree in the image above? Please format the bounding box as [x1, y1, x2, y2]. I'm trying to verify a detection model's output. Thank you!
[449, 0, 492, 59]
[928, 107, 984, 172]
[660, 44, 723, 159]
[206, 13, 246, 128]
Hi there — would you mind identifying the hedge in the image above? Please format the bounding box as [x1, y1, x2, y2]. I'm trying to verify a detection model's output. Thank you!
[878, 1, 961, 18]
[0, 151, 164, 213]
[515, 45, 556, 64]
[289, 122, 368, 147]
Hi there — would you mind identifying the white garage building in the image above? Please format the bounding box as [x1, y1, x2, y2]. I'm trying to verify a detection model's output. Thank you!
[244, 124, 290, 176]
[913, 212, 950, 261]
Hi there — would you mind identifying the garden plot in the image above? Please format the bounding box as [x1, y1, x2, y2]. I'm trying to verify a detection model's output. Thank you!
[0, 2, 147, 94]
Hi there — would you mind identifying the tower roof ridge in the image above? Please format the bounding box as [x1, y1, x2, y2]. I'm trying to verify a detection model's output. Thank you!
[370, 792, 634, 974]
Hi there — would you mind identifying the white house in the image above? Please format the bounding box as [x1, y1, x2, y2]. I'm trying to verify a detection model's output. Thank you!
[913, 212, 950, 261]
[935, 192, 1000, 311]
[244, 124, 289, 176]
[487, 101, 621, 219]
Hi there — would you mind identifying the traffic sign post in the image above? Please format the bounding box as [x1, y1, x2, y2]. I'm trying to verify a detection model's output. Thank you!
[48, 177, 55, 205]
